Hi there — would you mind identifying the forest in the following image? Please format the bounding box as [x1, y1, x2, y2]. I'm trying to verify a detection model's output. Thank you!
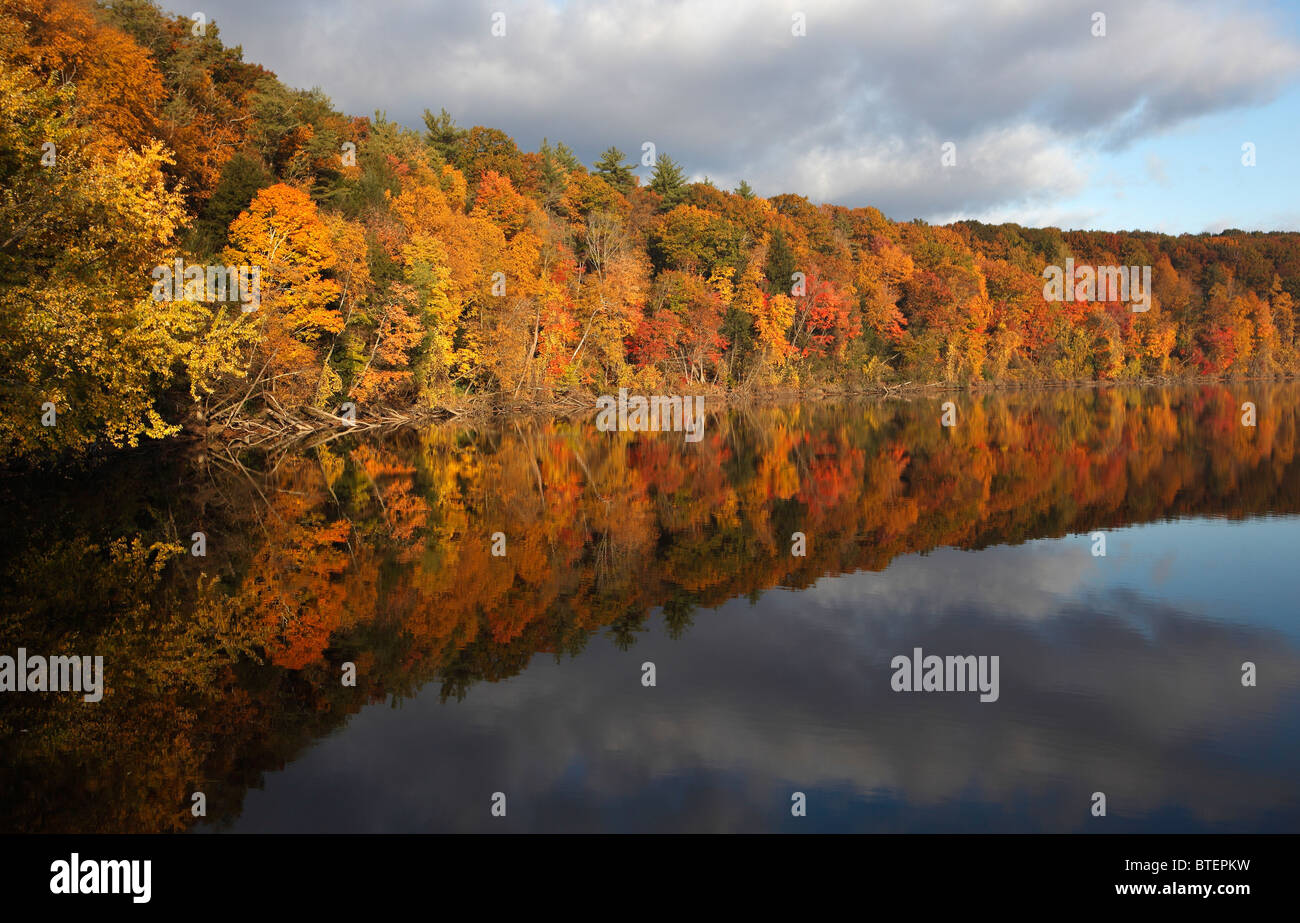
[3, 0, 1300, 466]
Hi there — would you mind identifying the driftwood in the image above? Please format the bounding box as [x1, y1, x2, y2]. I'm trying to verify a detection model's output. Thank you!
[206, 372, 1300, 456]
[209, 389, 597, 455]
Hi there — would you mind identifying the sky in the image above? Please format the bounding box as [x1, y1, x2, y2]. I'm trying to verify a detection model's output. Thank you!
[195, 0, 1300, 234]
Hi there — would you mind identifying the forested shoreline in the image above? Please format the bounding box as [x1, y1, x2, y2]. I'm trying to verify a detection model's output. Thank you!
[3, 0, 1299, 467]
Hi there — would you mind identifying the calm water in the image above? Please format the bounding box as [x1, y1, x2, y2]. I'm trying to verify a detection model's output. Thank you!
[1, 384, 1298, 833]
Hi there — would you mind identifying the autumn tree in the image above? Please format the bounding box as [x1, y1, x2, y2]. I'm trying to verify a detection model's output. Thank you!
[0, 22, 251, 463]
[224, 183, 343, 410]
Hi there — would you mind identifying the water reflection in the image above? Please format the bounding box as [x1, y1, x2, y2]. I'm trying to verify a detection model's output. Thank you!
[1, 384, 1298, 832]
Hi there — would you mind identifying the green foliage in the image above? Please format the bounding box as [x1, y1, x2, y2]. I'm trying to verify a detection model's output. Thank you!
[593, 146, 635, 192]
[422, 107, 464, 163]
[648, 153, 688, 209]
[764, 228, 796, 293]
[189, 151, 272, 255]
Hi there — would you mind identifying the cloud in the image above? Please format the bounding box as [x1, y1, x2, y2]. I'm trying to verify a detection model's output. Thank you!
[202, 0, 1300, 221]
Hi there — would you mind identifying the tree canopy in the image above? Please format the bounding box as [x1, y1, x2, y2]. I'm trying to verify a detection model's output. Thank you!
[2, 0, 1299, 467]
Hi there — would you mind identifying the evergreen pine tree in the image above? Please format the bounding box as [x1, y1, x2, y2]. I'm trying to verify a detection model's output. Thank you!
[593, 146, 635, 192]
[422, 107, 465, 164]
[649, 153, 687, 208]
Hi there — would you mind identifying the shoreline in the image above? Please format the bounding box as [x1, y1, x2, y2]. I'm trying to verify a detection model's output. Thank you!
[202, 372, 1299, 453]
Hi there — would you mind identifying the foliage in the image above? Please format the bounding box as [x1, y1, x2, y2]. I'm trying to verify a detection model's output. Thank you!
[3, 0, 1300, 466]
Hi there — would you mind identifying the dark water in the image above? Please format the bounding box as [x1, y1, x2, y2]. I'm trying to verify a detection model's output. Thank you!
[1, 384, 1298, 833]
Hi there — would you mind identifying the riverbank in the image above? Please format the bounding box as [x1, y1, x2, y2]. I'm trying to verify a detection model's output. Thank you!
[203, 372, 1298, 453]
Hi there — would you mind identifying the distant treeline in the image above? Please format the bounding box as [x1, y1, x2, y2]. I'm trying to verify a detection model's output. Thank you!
[2, 0, 1298, 464]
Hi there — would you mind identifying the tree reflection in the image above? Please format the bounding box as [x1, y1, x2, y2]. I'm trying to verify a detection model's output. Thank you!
[1, 383, 1298, 831]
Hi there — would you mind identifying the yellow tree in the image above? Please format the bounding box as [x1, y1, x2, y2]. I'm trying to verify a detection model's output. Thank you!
[0, 37, 250, 463]
[1268, 276, 1295, 369]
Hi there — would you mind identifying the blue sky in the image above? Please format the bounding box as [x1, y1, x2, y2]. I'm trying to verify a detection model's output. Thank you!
[199, 0, 1300, 234]
[993, 82, 1300, 234]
